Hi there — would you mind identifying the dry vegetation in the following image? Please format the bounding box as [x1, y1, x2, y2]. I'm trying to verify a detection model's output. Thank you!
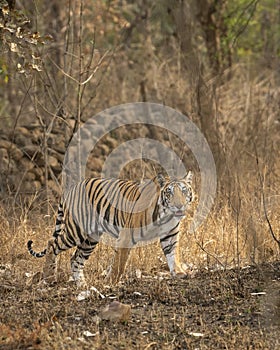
[1, 0, 280, 349]
[0, 211, 280, 349]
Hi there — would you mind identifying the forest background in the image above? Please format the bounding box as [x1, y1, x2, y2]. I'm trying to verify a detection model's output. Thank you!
[0, 0, 279, 278]
[0, 1, 280, 349]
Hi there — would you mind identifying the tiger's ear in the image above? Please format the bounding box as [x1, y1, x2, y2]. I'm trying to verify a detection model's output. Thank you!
[154, 173, 166, 188]
[184, 171, 193, 184]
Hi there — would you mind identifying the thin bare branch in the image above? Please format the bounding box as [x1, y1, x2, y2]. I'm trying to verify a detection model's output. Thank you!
[254, 143, 280, 250]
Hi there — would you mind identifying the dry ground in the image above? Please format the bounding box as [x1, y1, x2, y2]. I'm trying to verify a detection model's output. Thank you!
[0, 245, 279, 350]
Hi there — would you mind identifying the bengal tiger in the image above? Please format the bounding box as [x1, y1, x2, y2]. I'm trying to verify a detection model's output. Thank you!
[27, 172, 193, 286]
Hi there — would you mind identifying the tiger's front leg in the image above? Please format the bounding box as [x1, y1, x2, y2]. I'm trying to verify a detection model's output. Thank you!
[106, 230, 132, 284]
[160, 228, 187, 278]
[106, 247, 131, 284]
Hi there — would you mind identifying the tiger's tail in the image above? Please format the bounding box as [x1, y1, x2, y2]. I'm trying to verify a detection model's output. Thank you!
[27, 240, 47, 258]
[27, 203, 64, 258]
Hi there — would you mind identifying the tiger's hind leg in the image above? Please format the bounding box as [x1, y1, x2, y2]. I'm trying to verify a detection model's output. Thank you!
[70, 238, 98, 287]
[42, 231, 76, 284]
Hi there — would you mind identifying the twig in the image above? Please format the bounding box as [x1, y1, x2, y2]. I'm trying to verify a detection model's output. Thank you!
[194, 237, 225, 269]
[47, 48, 109, 87]
[254, 144, 280, 250]
[80, 50, 109, 85]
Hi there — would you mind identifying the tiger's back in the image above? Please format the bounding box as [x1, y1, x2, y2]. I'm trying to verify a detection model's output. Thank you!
[62, 177, 162, 241]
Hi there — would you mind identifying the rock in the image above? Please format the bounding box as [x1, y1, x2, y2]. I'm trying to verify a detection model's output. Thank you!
[20, 157, 35, 171]
[103, 136, 118, 149]
[24, 172, 36, 181]
[50, 148, 64, 163]
[87, 156, 103, 172]
[0, 140, 23, 160]
[48, 155, 60, 171]
[0, 148, 9, 171]
[99, 144, 110, 156]
[99, 301, 131, 322]
[22, 180, 41, 192]
[14, 127, 33, 147]
[47, 180, 61, 194]
[23, 145, 40, 158]
[31, 167, 44, 180]
[0, 148, 8, 159]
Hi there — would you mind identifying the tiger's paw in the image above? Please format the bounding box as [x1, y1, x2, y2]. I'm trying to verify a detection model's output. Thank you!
[69, 272, 88, 289]
[172, 264, 194, 279]
[173, 271, 189, 279]
[69, 278, 88, 289]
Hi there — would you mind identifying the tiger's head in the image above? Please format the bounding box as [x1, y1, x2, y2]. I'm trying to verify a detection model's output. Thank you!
[156, 171, 193, 217]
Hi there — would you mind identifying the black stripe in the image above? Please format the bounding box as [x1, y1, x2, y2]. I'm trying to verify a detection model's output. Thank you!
[104, 202, 111, 222]
[160, 230, 178, 242]
[59, 234, 74, 248]
[112, 181, 130, 226]
[94, 179, 113, 204]
[120, 183, 138, 212]
[27, 240, 46, 258]
[67, 215, 84, 244]
[87, 178, 102, 203]
[163, 241, 177, 255]
[102, 180, 123, 223]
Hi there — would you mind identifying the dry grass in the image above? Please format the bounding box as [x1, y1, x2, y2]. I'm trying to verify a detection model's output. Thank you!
[0, 196, 279, 349]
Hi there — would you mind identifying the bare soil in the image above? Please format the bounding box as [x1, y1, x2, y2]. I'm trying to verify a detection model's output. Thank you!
[0, 260, 279, 350]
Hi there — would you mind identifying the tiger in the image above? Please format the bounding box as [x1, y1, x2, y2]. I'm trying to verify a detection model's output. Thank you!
[27, 171, 193, 286]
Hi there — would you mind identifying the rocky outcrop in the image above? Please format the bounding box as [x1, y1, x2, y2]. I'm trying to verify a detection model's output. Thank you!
[0, 120, 106, 199]
[0, 121, 140, 199]
[0, 120, 194, 201]
[0, 124, 66, 198]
